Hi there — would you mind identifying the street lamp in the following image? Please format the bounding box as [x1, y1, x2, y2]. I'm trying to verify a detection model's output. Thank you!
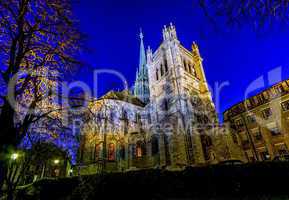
[11, 153, 19, 161]
[54, 159, 60, 164]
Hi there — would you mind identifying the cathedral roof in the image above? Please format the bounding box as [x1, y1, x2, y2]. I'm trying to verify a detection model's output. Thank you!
[100, 90, 146, 107]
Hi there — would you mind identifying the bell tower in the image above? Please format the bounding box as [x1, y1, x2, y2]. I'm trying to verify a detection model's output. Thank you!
[147, 23, 217, 168]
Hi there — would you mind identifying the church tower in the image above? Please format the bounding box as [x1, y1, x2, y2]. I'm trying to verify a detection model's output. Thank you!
[147, 23, 218, 168]
[134, 30, 150, 104]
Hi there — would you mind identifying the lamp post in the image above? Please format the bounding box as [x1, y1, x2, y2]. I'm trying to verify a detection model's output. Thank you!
[11, 153, 19, 161]
[54, 159, 60, 165]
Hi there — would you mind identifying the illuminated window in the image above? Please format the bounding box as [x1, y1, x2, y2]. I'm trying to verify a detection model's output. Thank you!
[136, 141, 146, 158]
[108, 143, 115, 161]
[269, 127, 281, 136]
[275, 85, 285, 94]
[254, 131, 262, 141]
[281, 100, 289, 111]
[136, 146, 142, 158]
[235, 119, 244, 129]
[262, 108, 272, 119]
[247, 115, 256, 123]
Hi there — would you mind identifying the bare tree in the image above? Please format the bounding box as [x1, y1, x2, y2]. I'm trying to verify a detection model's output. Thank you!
[197, 0, 289, 29]
[0, 0, 82, 195]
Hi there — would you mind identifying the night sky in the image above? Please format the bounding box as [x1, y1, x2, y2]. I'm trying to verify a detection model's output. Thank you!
[72, 0, 289, 121]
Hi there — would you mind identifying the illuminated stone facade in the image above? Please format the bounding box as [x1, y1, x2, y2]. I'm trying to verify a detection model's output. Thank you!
[78, 24, 244, 174]
[224, 79, 289, 162]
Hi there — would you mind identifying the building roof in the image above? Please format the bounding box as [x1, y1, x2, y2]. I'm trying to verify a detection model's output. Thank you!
[223, 78, 289, 120]
[100, 90, 146, 107]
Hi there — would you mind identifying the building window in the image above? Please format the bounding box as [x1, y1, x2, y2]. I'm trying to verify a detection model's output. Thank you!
[147, 113, 151, 124]
[260, 151, 270, 161]
[262, 108, 272, 119]
[164, 134, 171, 165]
[256, 95, 265, 104]
[156, 69, 159, 81]
[110, 111, 115, 122]
[164, 59, 168, 72]
[235, 119, 244, 129]
[108, 143, 116, 161]
[277, 144, 289, 156]
[254, 131, 262, 141]
[183, 59, 187, 71]
[94, 144, 101, 161]
[247, 115, 256, 123]
[269, 127, 281, 136]
[151, 135, 159, 155]
[136, 141, 146, 158]
[135, 113, 141, 124]
[161, 98, 169, 111]
[188, 63, 192, 74]
[130, 144, 136, 158]
[242, 140, 250, 149]
[160, 64, 164, 76]
[120, 145, 126, 160]
[281, 100, 289, 112]
[231, 133, 238, 144]
[275, 85, 285, 94]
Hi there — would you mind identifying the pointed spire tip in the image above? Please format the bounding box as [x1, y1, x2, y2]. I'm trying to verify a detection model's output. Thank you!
[139, 28, 144, 40]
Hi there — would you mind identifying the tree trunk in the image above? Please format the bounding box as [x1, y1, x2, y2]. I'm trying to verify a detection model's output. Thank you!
[0, 100, 17, 149]
[0, 160, 7, 197]
[7, 183, 14, 200]
[0, 100, 17, 195]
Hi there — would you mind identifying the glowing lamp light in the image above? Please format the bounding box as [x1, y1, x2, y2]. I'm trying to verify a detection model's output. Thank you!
[54, 159, 60, 164]
[11, 153, 19, 161]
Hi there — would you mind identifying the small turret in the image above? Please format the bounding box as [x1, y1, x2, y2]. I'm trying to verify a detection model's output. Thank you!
[147, 46, 153, 64]
[162, 23, 178, 41]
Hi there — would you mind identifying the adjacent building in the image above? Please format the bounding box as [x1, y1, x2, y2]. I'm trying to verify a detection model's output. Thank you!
[224, 79, 289, 162]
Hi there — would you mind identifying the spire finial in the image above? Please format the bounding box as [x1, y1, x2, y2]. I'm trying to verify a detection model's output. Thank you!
[139, 28, 144, 40]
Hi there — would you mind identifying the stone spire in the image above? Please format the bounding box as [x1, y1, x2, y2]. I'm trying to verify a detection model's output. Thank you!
[133, 29, 150, 104]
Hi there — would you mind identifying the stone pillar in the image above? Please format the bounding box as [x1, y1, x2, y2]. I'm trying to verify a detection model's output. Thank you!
[159, 133, 166, 167]
[192, 131, 206, 165]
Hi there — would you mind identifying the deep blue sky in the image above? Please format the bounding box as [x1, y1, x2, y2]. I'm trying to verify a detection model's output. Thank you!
[72, 0, 289, 120]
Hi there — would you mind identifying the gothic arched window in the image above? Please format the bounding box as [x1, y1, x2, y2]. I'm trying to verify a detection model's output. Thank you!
[164, 134, 171, 165]
[188, 63, 192, 74]
[110, 111, 115, 122]
[147, 113, 152, 124]
[161, 98, 169, 111]
[136, 141, 146, 158]
[183, 59, 187, 71]
[151, 135, 159, 155]
[156, 69, 159, 81]
[94, 144, 101, 161]
[164, 59, 168, 72]
[160, 64, 164, 76]
[119, 145, 126, 160]
[108, 143, 116, 161]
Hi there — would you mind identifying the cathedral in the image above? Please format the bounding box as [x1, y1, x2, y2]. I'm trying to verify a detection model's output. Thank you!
[77, 24, 244, 174]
